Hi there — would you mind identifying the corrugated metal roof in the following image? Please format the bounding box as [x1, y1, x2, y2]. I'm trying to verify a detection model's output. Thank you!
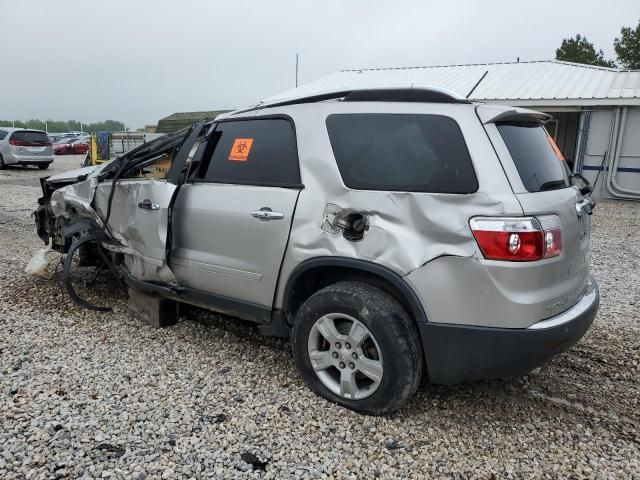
[264, 60, 640, 107]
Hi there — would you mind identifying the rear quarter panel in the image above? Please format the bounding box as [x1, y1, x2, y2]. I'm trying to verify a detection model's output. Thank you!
[267, 102, 524, 311]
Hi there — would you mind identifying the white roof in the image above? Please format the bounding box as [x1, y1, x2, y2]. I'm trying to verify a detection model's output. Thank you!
[264, 60, 640, 107]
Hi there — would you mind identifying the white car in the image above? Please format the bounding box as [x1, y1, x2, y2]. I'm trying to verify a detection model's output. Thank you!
[0, 128, 53, 169]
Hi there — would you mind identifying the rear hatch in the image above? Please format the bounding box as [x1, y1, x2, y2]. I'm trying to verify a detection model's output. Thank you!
[9, 130, 53, 158]
[479, 106, 592, 319]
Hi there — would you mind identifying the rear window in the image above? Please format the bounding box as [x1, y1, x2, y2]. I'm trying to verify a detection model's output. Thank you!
[10, 130, 50, 143]
[497, 122, 570, 192]
[326, 114, 478, 193]
[0, 130, 7, 140]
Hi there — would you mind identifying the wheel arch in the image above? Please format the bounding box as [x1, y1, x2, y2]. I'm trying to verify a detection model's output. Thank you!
[281, 257, 428, 325]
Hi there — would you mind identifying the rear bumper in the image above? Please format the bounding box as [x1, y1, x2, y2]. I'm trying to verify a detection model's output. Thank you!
[5, 153, 53, 164]
[17, 159, 53, 165]
[419, 276, 599, 384]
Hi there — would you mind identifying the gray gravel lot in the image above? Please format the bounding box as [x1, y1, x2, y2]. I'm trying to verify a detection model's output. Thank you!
[1, 155, 639, 479]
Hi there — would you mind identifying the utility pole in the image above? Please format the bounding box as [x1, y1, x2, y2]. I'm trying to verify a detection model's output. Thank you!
[295, 53, 299, 87]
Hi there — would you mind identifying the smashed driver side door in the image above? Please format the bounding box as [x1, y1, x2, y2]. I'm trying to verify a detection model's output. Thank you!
[93, 179, 178, 284]
[91, 122, 208, 284]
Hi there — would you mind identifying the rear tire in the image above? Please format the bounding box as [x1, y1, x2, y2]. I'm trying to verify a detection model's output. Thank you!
[0, 154, 5, 170]
[37, 164, 49, 170]
[292, 281, 423, 415]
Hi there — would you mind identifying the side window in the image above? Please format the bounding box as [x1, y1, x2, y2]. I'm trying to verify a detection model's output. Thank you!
[326, 114, 478, 193]
[199, 118, 300, 186]
[0, 130, 7, 140]
[125, 152, 173, 179]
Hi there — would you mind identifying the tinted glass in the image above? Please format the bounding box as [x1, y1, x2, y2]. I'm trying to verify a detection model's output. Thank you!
[326, 114, 478, 193]
[201, 119, 300, 186]
[497, 122, 570, 192]
[0, 130, 7, 140]
[11, 131, 50, 143]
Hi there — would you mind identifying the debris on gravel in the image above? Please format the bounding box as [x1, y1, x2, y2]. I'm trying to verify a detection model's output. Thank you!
[0, 156, 638, 478]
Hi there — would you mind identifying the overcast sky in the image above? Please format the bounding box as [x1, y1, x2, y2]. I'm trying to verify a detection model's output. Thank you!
[2, 0, 639, 128]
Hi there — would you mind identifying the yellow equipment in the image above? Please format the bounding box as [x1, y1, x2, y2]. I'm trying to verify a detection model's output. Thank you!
[83, 132, 148, 167]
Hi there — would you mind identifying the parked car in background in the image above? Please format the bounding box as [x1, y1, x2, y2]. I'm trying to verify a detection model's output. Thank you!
[48, 134, 67, 143]
[53, 138, 81, 155]
[69, 139, 89, 155]
[0, 128, 53, 169]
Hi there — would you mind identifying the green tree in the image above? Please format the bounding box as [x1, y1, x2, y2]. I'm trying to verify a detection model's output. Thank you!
[0, 119, 126, 132]
[25, 119, 46, 131]
[614, 20, 640, 69]
[84, 120, 126, 132]
[555, 34, 616, 67]
[45, 120, 69, 132]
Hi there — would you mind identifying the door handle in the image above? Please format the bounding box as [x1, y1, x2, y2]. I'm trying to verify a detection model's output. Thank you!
[251, 208, 284, 220]
[138, 199, 160, 210]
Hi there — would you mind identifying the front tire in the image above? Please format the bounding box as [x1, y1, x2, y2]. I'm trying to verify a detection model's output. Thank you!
[0, 154, 5, 170]
[292, 281, 423, 415]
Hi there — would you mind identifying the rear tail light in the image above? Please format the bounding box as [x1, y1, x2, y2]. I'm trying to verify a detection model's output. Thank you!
[9, 140, 52, 147]
[470, 215, 562, 261]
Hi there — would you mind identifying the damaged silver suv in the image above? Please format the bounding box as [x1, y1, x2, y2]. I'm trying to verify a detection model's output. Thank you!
[34, 87, 599, 415]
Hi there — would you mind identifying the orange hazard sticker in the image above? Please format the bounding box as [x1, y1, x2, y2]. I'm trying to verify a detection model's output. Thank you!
[229, 138, 254, 161]
[546, 135, 565, 161]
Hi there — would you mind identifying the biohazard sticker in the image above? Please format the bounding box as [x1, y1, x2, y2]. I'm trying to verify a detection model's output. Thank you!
[229, 138, 254, 161]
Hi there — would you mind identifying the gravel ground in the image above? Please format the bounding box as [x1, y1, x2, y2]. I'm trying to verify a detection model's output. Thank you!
[0, 156, 638, 479]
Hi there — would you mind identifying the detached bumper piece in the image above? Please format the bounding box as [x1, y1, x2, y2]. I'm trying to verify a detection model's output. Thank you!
[420, 277, 599, 384]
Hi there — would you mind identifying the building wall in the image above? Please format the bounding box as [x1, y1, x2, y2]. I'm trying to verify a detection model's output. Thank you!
[554, 112, 580, 168]
[581, 107, 640, 200]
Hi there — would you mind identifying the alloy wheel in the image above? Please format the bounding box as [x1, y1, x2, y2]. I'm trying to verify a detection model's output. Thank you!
[307, 313, 383, 400]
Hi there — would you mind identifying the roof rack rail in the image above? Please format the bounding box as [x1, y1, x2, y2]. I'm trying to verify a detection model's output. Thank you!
[343, 88, 471, 104]
[234, 87, 470, 115]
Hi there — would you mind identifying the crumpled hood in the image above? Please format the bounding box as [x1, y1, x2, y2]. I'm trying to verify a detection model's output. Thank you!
[46, 165, 103, 184]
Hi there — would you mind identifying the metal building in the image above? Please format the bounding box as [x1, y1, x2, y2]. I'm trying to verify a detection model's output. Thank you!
[156, 110, 230, 133]
[265, 60, 640, 200]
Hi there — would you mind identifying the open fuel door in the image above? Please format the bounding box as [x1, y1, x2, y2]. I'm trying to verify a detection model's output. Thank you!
[92, 122, 208, 284]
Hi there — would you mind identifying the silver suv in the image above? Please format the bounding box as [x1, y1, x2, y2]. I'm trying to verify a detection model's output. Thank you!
[0, 128, 54, 169]
[34, 88, 598, 414]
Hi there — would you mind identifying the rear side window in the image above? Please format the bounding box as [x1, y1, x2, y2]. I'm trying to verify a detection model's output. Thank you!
[10, 130, 50, 143]
[497, 122, 570, 192]
[0, 130, 7, 140]
[326, 114, 478, 193]
[200, 119, 300, 186]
